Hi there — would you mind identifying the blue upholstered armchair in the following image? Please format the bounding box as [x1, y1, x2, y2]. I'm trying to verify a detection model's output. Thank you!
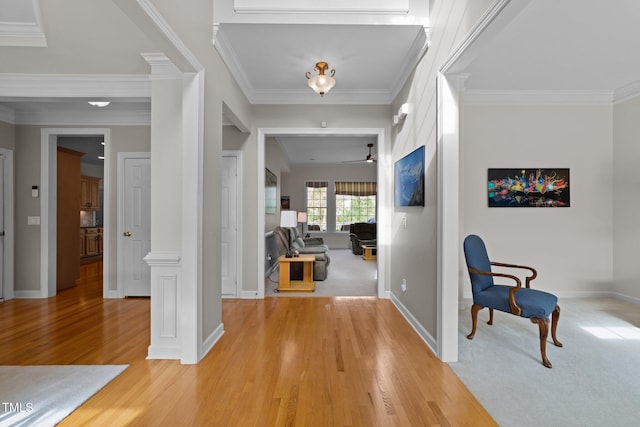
[463, 234, 563, 368]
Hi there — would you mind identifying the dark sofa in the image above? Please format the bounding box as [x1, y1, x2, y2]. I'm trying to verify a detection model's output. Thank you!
[273, 226, 330, 280]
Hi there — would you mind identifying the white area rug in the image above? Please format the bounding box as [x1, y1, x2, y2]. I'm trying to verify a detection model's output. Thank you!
[0, 364, 128, 427]
[449, 298, 640, 427]
[266, 249, 377, 296]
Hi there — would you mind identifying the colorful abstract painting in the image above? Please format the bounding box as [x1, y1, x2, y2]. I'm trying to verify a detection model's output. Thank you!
[395, 146, 425, 207]
[488, 168, 570, 207]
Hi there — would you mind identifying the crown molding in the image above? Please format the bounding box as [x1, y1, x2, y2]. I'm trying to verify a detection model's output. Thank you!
[463, 89, 614, 106]
[249, 88, 392, 105]
[11, 109, 150, 126]
[213, 27, 256, 101]
[0, 22, 46, 47]
[389, 26, 429, 101]
[141, 53, 182, 79]
[233, 0, 410, 14]
[0, 73, 151, 98]
[614, 80, 640, 104]
[0, 0, 47, 47]
[0, 105, 16, 124]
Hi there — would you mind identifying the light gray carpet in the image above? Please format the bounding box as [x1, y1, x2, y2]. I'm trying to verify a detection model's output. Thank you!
[449, 298, 640, 427]
[266, 249, 377, 297]
[0, 364, 128, 427]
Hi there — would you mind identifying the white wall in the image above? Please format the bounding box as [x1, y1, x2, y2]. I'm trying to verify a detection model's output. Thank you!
[613, 96, 640, 301]
[461, 105, 614, 298]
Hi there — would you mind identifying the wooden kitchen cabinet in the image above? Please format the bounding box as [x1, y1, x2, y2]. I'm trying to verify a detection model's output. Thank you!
[80, 176, 100, 210]
[81, 227, 103, 257]
[80, 231, 86, 256]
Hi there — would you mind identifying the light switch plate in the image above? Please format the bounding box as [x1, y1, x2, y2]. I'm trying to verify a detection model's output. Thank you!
[27, 216, 40, 225]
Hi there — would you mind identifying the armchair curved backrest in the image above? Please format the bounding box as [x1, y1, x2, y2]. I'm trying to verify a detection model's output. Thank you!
[463, 234, 494, 294]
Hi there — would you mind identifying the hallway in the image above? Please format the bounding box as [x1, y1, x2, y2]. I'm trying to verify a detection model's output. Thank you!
[0, 261, 494, 426]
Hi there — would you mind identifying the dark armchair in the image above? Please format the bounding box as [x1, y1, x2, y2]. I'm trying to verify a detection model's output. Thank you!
[349, 223, 376, 255]
[463, 234, 563, 368]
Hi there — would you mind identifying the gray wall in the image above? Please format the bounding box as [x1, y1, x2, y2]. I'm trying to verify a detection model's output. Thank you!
[0, 121, 15, 150]
[13, 125, 151, 293]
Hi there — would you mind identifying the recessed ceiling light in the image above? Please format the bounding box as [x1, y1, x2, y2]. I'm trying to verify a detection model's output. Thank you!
[88, 101, 110, 107]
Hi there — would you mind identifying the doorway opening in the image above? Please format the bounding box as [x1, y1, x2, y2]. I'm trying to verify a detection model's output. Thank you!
[41, 128, 111, 298]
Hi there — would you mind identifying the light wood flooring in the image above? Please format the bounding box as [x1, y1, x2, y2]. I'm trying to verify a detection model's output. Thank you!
[0, 260, 496, 426]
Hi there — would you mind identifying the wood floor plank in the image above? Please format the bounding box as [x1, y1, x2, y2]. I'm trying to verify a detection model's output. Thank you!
[0, 261, 496, 426]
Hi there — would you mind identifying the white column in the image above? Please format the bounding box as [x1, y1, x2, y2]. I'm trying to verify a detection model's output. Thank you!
[143, 53, 185, 361]
[437, 73, 466, 363]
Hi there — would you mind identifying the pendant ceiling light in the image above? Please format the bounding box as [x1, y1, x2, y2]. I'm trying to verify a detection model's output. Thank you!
[306, 61, 336, 97]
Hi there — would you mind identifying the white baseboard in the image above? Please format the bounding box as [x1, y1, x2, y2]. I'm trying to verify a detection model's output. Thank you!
[147, 345, 181, 360]
[554, 290, 616, 299]
[14, 290, 43, 299]
[240, 290, 263, 299]
[389, 292, 437, 356]
[610, 292, 640, 304]
[200, 322, 225, 360]
[463, 289, 640, 304]
[103, 290, 121, 299]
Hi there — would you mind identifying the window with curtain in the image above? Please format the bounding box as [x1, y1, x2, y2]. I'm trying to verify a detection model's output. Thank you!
[305, 181, 328, 232]
[335, 181, 376, 231]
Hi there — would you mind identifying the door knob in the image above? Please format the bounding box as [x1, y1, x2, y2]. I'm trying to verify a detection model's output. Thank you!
[123, 231, 132, 237]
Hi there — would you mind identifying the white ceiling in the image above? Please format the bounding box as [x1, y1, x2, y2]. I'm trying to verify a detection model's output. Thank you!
[214, 23, 428, 104]
[2, 0, 640, 163]
[275, 135, 378, 166]
[455, 0, 640, 101]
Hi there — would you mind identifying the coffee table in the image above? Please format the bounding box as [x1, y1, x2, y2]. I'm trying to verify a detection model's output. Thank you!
[361, 245, 377, 261]
[277, 254, 316, 292]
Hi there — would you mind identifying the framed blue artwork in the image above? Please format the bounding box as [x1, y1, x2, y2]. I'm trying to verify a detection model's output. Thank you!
[394, 146, 425, 207]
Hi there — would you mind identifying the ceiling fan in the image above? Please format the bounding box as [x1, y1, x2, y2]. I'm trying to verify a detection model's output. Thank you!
[342, 143, 377, 164]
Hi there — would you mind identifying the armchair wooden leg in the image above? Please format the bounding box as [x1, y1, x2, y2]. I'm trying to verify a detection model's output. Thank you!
[488, 308, 494, 325]
[551, 305, 563, 347]
[467, 304, 483, 340]
[531, 317, 552, 368]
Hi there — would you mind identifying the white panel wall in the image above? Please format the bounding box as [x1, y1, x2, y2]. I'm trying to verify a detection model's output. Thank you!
[613, 96, 640, 301]
[389, 0, 495, 343]
[461, 105, 614, 298]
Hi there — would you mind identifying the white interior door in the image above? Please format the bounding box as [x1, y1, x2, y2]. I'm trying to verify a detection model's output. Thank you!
[122, 156, 151, 296]
[221, 155, 238, 297]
